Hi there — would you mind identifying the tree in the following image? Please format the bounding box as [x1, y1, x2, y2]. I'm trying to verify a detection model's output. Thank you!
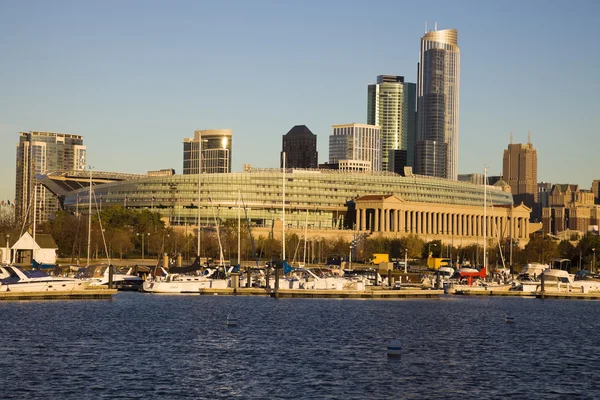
[576, 233, 600, 269]
[109, 228, 134, 259]
[558, 240, 575, 261]
[401, 234, 425, 260]
[523, 235, 558, 264]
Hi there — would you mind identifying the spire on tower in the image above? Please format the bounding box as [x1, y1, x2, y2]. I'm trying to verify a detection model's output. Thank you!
[528, 129, 531, 145]
[510, 131, 513, 145]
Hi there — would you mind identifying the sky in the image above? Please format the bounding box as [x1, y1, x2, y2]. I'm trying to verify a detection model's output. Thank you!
[1, 0, 599, 201]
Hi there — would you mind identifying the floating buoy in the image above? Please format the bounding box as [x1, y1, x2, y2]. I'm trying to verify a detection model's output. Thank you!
[505, 314, 515, 323]
[387, 339, 402, 356]
[226, 315, 237, 327]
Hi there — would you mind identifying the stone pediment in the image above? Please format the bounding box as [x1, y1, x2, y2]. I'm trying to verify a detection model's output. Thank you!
[514, 203, 532, 213]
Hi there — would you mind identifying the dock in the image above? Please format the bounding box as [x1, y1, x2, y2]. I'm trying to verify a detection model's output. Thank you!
[453, 289, 536, 297]
[536, 292, 600, 300]
[0, 289, 118, 301]
[196, 287, 445, 299]
[454, 289, 600, 300]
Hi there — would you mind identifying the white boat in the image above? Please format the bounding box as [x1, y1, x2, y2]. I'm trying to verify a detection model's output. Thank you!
[288, 267, 368, 291]
[507, 263, 548, 292]
[541, 269, 600, 293]
[81, 264, 143, 290]
[142, 267, 228, 293]
[0, 265, 91, 292]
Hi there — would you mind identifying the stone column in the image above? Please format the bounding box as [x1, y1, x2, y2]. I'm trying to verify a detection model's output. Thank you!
[360, 209, 365, 231]
[387, 209, 391, 232]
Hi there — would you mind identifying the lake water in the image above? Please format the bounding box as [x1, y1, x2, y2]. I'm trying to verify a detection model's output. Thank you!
[1, 293, 599, 399]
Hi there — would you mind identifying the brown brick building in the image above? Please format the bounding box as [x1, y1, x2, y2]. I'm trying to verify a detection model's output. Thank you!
[542, 184, 600, 235]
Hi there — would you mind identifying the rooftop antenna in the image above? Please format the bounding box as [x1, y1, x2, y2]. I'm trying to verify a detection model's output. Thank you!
[528, 129, 531, 145]
[425, 21, 427, 33]
[510, 131, 513, 144]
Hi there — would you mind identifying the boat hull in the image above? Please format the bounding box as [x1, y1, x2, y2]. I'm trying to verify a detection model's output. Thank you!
[142, 279, 228, 293]
[0, 280, 90, 292]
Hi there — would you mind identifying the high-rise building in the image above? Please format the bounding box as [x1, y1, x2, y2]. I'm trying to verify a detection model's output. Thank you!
[592, 179, 600, 204]
[281, 125, 318, 169]
[367, 75, 416, 171]
[415, 27, 460, 180]
[183, 129, 232, 174]
[15, 131, 86, 224]
[387, 150, 408, 175]
[329, 123, 381, 172]
[502, 137, 538, 211]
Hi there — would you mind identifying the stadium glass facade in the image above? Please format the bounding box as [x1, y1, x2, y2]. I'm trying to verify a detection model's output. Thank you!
[61, 169, 514, 231]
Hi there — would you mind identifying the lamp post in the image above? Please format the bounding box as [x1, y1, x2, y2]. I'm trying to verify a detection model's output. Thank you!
[137, 232, 149, 260]
[428, 243, 437, 257]
[404, 248, 408, 274]
[593, 248, 596, 273]
[349, 244, 353, 269]
[5, 234, 9, 264]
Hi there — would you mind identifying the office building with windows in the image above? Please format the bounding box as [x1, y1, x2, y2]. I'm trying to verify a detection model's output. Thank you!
[183, 129, 232, 174]
[367, 75, 416, 171]
[15, 131, 86, 224]
[502, 138, 538, 211]
[415, 28, 460, 180]
[329, 123, 381, 172]
[281, 125, 318, 169]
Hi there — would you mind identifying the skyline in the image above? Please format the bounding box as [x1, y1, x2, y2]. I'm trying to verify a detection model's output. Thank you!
[1, 0, 599, 201]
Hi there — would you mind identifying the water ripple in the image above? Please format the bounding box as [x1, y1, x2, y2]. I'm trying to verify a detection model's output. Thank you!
[1, 294, 599, 399]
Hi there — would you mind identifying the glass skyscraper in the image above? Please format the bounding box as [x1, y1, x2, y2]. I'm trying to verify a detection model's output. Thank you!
[367, 75, 416, 171]
[415, 28, 460, 180]
[15, 131, 86, 224]
[183, 129, 232, 174]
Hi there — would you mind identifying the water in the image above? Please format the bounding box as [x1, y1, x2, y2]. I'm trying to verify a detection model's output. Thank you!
[1, 293, 600, 399]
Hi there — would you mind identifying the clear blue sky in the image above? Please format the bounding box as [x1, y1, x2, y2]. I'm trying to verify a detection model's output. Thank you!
[1, 0, 599, 201]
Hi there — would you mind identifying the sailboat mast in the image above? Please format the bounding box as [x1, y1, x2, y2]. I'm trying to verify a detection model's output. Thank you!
[197, 134, 202, 259]
[282, 152, 286, 261]
[238, 189, 241, 267]
[483, 166, 487, 279]
[87, 168, 92, 267]
[32, 182, 37, 262]
[303, 208, 308, 265]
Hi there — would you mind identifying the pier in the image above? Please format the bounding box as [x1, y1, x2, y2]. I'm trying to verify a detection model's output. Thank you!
[0, 289, 117, 301]
[195, 287, 445, 299]
[453, 289, 600, 300]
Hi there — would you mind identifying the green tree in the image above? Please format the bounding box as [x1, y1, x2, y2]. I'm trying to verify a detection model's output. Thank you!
[523, 235, 559, 264]
[558, 240, 575, 261]
[109, 228, 134, 259]
[401, 234, 425, 260]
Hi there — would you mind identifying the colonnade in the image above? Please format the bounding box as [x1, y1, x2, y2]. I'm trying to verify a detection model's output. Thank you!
[355, 202, 530, 240]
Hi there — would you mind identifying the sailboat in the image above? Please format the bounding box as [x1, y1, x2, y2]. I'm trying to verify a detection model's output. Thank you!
[82, 170, 142, 290]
